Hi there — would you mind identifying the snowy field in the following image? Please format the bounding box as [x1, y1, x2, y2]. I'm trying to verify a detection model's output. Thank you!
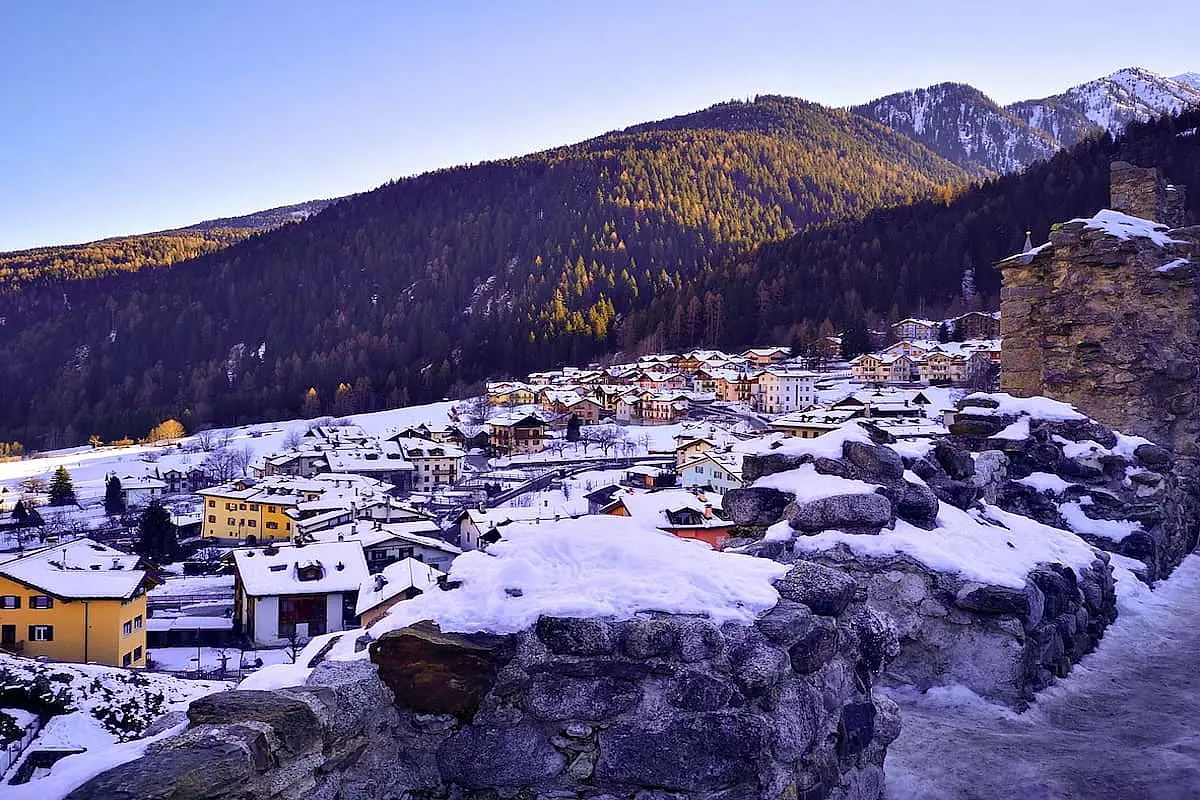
[0, 400, 459, 508]
[146, 645, 294, 674]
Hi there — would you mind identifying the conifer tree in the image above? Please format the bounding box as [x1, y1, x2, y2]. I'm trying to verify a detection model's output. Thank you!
[137, 501, 179, 562]
[104, 475, 126, 515]
[48, 466, 76, 506]
[566, 414, 582, 442]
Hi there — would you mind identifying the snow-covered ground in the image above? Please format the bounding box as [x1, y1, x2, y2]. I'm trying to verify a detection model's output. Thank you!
[146, 645, 294, 673]
[885, 555, 1200, 799]
[0, 400, 458, 508]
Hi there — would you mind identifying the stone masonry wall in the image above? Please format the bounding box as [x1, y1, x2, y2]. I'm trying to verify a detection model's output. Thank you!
[68, 569, 902, 800]
[998, 162, 1200, 454]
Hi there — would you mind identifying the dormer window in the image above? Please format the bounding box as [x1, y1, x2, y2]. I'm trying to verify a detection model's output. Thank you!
[297, 563, 324, 582]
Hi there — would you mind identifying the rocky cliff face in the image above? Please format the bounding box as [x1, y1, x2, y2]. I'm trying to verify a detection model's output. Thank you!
[726, 398, 1198, 706]
[998, 163, 1200, 455]
[68, 567, 902, 800]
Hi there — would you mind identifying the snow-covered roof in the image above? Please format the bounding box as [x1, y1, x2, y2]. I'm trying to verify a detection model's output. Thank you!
[610, 489, 730, 530]
[0, 538, 147, 600]
[309, 519, 461, 555]
[355, 557, 445, 616]
[121, 475, 167, 491]
[233, 541, 369, 597]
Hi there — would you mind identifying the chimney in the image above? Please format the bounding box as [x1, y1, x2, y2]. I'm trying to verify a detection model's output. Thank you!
[704, 504, 713, 520]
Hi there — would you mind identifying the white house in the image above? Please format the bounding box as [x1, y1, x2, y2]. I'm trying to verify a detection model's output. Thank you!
[232, 541, 369, 647]
[121, 475, 167, 508]
[678, 452, 745, 493]
[308, 519, 462, 573]
[756, 368, 818, 414]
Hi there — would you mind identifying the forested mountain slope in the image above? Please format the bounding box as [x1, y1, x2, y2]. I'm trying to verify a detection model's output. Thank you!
[626, 110, 1200, 355]
[0, 199, 332, 294]
[0, 96, 967, 447]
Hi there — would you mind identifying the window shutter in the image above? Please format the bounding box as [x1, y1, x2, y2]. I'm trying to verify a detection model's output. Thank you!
[45, 626, 52, 642]
[28, 625, 35, 640]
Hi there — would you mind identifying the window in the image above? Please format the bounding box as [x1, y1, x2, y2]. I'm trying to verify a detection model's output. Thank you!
[134, 615, 143, 629]
[226, 502, 235, 510]
[227, 517, 236, 526]
[123, 621, 133, 636]
[1, 596, 18, 609]
[122, 652, 132, 667]
[268, 505, 277, 513]
[266, 521, 279, 530]
[370, 549, 387, 560]
[207, 500, 216, 508]
[239, 503, 247, 510]
[29, 625, 53, 641]
[134, 646, 143, 661]
[208, 515, 216, 523]
[249, 504, 258, 511]
[247, 520, 257, 528]
[29, 596, 53, 609]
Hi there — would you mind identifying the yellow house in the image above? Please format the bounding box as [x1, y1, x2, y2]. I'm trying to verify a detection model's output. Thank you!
[0, 539, 151, 668]
[197, 477, 325, 544]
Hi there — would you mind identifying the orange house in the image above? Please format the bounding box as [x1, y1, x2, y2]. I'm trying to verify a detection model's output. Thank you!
[601, 489, 737, 550]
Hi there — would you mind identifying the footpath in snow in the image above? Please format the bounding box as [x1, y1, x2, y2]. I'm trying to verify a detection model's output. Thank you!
[886, 555, 1200, 799]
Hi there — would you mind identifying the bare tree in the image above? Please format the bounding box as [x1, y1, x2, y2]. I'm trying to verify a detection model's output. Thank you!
[195, 429, 216, 452]
[457, 396, 491, 427]
[217, 430, 234, 450]
[282, 429, 304, 450]
[214, 647, 236, 678]
[230, 446, 256, 476]
[203, 449, 239, 483]
[583, 425, 627, 457]
[284, 630, 307, 664]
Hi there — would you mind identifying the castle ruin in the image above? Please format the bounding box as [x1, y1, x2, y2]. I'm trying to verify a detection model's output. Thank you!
[997, 162, 1200, 454]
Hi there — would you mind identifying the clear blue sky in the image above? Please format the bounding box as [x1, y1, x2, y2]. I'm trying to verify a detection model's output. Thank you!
[2, 0, 1197, 250]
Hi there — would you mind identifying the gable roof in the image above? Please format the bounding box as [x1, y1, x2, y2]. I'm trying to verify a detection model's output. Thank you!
[0, 538, 148, 600]
[355, 558, 446, 616]
[233, 541, 369, 597]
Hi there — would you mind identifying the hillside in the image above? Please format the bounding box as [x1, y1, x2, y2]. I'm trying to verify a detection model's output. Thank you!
[626, 108, 1200, 354]
[0, 95, 967, 448]
[851, 82, 1059, 176]
[0, 199, 334, 294]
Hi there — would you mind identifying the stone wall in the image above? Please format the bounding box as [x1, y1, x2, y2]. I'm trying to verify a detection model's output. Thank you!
[726, 406, 1199, 706]
[998, 161, 1200, 454]
[68, 572, 902, 800]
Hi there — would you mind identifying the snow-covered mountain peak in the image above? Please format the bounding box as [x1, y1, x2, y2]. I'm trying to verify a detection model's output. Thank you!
[1051, 67, 1200, 131]
[1174, 72, 1200, 91]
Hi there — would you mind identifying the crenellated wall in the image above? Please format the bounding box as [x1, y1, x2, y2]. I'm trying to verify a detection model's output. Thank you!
[997, 162, 1200, 454]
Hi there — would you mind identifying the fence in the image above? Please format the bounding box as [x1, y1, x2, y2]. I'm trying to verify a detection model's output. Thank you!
[1, 717, 42, 777]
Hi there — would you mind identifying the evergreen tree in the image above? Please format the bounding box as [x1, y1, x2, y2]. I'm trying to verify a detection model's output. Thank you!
[104, 475, 126, 515]
[840, 317, 872, 360]
[937, 322, 952, 343]
[136, 501, 179, 562]
[566, 414, 582, 442]
[48, 466, 76, 506]
[12, 499, 29, 525]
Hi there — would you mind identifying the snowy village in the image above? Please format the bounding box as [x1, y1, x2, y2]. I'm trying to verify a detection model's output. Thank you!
[2, 9, 1200, 798]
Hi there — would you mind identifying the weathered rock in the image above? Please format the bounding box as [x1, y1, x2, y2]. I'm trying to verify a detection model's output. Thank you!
[537, 616, 614, 656]
[787, 493, 893, 533]
[666, 669, 737, 711]
[926, 475, 982, 510]
[595, 713, 767, 791]
[743, 452, 810, 483]
[788, 620, 839, 674]
[724, 486, 794, 526]
[619, 618, 677, 659]
[437, 721, 566, 788]
[933, 440, 976, 480]
[370, 623, 515, 720]
[754, 599, 815, 645]
[775, 561, 859, 616]
[729, 635, 789, 696]
[1134, 442, 1173, 469]
[671, 617, 724, 662]
[843, 441, 905, 482]
[525, 674, 642, 721]
[955, 583, 1031, 617]
[187, 691, 323, 754]
[895, 482, 940, 528]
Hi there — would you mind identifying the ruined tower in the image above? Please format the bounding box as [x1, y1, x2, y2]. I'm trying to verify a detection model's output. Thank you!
[997, 162, 1200, 453]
